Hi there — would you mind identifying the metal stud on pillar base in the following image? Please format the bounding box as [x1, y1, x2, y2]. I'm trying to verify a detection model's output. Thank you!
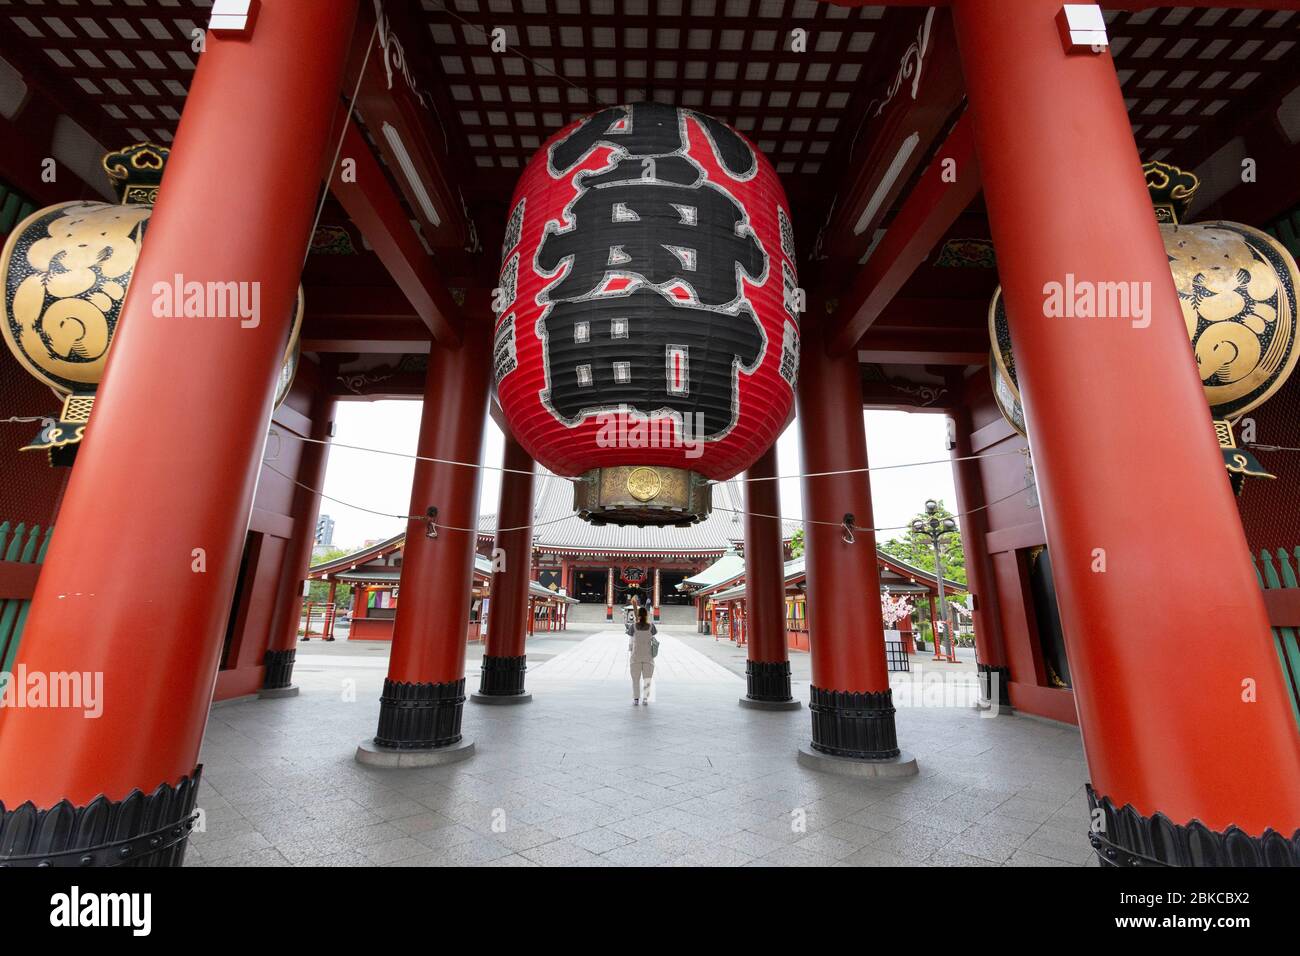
[259, 648, 300, 698]
[0, 768, 202, 867]
[355, 678, 475, 768]
[739, 660, 801, 710]
[797, 687, 918, 778]
[471, 654, 532, 704]
[1086, 786, 1300, 867]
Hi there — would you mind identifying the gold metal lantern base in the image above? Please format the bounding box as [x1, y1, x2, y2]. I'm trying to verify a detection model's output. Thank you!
[573, 465, 713, 527]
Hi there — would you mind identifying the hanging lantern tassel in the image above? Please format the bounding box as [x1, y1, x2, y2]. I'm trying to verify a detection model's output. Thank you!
[425, 506, 439, 539]
[841, 513, 856, 545]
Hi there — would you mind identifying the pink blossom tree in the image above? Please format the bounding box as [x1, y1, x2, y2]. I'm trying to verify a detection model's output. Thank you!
[880, 589, 914, 629]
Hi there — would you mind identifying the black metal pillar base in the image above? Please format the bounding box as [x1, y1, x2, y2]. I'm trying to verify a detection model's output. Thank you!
[373, 677, 466, 750]
[0, 767, 202, 867]
[808, 685, 902, 759]
[477, 654, 527, 697]
[797, 743, 918, 778]
[471, 691, 532, 705]
[1086, 786, 1300, 866]
[747, 659, 794, 700]
[740, 696, 802, 711]
[976, 663, 1013, 714]
[742, 660, 798, 708]
[262, 647, 296, 690]
[356, 736, 476, 768]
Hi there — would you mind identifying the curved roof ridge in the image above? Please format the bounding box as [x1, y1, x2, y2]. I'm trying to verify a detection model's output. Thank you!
[309, 531, 404, 573]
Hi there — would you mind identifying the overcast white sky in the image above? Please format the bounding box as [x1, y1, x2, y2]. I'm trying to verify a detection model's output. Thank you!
[318, 401, 958, 551]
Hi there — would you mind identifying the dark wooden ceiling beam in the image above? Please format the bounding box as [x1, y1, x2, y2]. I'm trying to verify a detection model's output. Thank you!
[329, 114, 463, 346]
[856, 327, 987, 354]
[810, 7, 966, 275]
[857, 348, 986, 368]
[825, 110, 981, 356]
[303, 286, 421, 321]
[1111, 1, 1299, 10]
[301, 317, 432, 355]
[865, 296, 989, 332]
[348, 0, 476, 256]
[820, 1, 1300, 8]
[1161, 49, 1300, 169]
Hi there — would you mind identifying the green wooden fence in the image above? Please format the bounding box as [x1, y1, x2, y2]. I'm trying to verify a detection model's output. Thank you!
[1250, 547, 1300, 730]
[0, 179, 38, 238]
[1265, 204, 1300, 262]
[0, 521, 53, 674]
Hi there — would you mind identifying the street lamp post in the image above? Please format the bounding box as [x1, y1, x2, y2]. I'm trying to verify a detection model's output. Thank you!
[911, 500, 958, 663]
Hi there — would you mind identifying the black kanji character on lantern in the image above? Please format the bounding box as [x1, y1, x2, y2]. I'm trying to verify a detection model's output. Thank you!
[537, 155, 766, 307]
[549, 103, 756, 180]
[539, 286, 763, 439]
[533, 103, 771, 438]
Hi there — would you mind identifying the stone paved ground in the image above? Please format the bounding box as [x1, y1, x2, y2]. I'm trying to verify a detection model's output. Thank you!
[187, 624, 1096, 867]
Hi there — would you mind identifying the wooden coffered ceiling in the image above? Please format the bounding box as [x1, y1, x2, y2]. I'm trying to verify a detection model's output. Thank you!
[1107, 5, 1297, 165]
[0, 0, 1297, 383]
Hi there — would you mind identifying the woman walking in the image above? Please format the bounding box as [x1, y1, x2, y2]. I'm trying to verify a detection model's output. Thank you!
[628, 605, 657, 705]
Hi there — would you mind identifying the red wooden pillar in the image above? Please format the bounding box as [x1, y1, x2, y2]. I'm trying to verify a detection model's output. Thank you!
[475, 433, 536, 702]
[897, 612, 915, 657]
[740, 445, 798, 708]
[605, 566, 615, 621]
[948, 406, 1010, 711]
[325, 580, 338, 640]
[954, 0, 1300, 863]
[652, 567, 661, 621]
[0, 0, 358, 866]
[797, 318, 915, 773]
[263, 388, 337, 695]
[350, 585, 364, 639]
[360, 321, 491, 765]
[927, 595, 939, 655]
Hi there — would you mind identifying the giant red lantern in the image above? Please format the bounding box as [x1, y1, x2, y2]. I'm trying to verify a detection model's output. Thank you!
[494, 103, 799, 526]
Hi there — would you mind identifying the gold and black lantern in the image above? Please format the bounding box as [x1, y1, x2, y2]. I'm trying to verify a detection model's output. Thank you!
[989, 160, 1299, 492]
[0, 143, 303, 465]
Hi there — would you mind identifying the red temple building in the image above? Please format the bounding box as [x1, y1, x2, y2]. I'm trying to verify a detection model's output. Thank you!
[0, 0, 1296, 870]
[311, 470, 956, 646]
[306, 536, 577, 642]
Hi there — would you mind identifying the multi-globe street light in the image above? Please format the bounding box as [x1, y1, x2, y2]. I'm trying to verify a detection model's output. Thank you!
[911, 500, 958, 663]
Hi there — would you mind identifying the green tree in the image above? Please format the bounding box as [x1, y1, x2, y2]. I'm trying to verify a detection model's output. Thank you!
[306, 547, 352, 608]
[879, 499, 967, 588]
[789, 527, 805, 558]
